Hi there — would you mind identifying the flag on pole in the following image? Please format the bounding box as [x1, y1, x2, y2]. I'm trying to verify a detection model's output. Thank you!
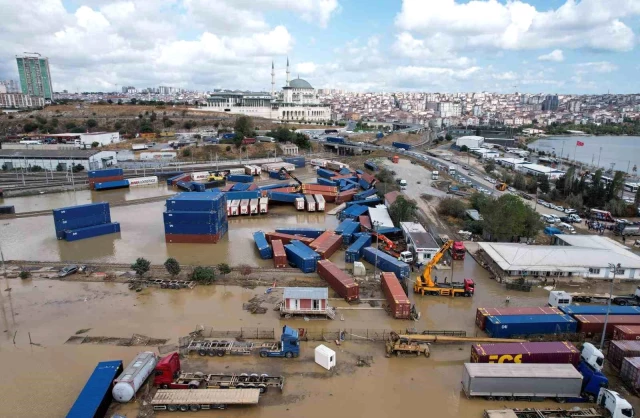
[576, 140, 585, 146]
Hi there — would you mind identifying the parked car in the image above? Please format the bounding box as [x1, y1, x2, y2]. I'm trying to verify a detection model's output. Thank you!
[468, 171, 474, 176]
[564, 208, 578, 215]
[507, 187, 516, 192]
[537, 199, 546, 205]
[58, 265, 79, 277]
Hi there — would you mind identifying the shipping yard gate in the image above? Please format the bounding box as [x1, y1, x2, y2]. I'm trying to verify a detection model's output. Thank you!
[179, 326, 467, 353]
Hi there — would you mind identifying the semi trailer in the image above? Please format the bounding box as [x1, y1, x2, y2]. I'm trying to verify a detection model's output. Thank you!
[186, 326, 300, 358]
[150, 388, 260, 412]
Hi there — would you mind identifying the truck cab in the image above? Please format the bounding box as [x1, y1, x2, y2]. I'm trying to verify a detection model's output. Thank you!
[576, 343, 608, 402]
[598, 389, 635, 418]
[259, 326, 300, 358]
[397, 179, 407, 190]
[398, 251, 413, 264]
[613, 286, 640, 306]
[451, 241, 466, 260]
[431, 171, 439, 180]
[581, 343, 604, 372]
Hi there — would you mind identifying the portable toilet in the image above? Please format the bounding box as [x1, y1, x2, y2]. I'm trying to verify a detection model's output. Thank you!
[315, 344, 336, 371]
[353, 261, 366, 276]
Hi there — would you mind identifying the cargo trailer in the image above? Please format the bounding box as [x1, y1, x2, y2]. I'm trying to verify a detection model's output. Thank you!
[229, 200, 240, 216]
[575, 315, 640, 338]
[314, 195, 326, 211]
[249, 199, 259, 215]
[613, 325, 640, 341]
[65, 222, 121, 242]
[620, 356, 640, 393]
[239, 200, 249, 215]
[305, 195, 316, 212]
[470, 342, 580, 365]
[253, 231, 273, 260]
[484, 314, 577, 338]
[461, 363, 583, 400]
[476, 307, 562, 331]
[316, 260, 359, 301]
[607, 341, 640, 370]
[295, 197, 305, 210]
[259, 197, 268, 214]
[66, 360, 124, 418]
[150, 388, 260, 412]
[362, 247, 411, 279]
[381, 272, 411, 319]
[272, 240, 287, 268]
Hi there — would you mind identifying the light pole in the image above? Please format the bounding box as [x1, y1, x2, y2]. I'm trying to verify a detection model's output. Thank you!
[373, 221, 381, 281]
[600, 263, 621, 349]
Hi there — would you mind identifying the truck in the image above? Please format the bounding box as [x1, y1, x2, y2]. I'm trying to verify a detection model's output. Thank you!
[186, 326, 300, 358]
[431, 170, 439, 180]
[615, 223, 640, 237]
[483, 389, 634, 418]
[414, 240, 475, 297]
[590, 208, 615, 222]
[150, 388, 260, 412]
[613, 286, 640, 306]
[153, 353, 284, 393]
[396, 179, 407, 190]
[448, 166, 456, 175]
[451, 241, 466, 260]
[385, 332, 524, 358]
[495, 182, 507, 191]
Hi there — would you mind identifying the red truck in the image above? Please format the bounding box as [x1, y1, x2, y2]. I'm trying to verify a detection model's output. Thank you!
[241, 138, 256, 145]
[153, 353, 284, 393]
[451, 241, 466, 260]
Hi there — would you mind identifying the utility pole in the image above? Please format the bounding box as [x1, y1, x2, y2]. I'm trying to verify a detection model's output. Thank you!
[373, 221, 380, 281]
[601, 263, 621, 349]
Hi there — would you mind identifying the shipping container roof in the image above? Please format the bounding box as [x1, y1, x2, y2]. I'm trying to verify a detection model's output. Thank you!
[464, 363, 581, 378]
[368, 205, 394, 228]
[284, 287, 328, 300]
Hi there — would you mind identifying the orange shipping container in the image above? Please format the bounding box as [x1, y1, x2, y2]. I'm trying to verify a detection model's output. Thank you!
[380, 272, 411, 319]
[272, 239, 287, 268]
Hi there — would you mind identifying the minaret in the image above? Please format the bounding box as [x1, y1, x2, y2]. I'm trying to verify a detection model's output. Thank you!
[286, 57, 290, 87]
[271, 61, 275, 97]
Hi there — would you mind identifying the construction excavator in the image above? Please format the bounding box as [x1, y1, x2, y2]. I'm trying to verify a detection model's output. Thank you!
[385, 331, 526, 357]
[361, 224, 413, 262]
[413, 240, 475, 297]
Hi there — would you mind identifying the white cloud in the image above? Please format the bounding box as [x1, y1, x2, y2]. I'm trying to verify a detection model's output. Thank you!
[295, 62, 317, 74]
[392, 32, 473, 67]
[395, 0, 640, 52]
[538, 49, 564, 62]
[575, 61, 619, 73]
[493, 71, 518, 81]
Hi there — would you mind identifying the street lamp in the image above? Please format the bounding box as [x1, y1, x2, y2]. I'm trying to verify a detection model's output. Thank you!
[600, 263, 622, 349]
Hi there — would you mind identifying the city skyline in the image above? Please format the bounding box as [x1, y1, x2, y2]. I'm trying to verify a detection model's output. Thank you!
[2, 0, 640, 94]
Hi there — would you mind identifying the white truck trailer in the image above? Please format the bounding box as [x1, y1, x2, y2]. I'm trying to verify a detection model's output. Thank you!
[151, 388, 260, 412]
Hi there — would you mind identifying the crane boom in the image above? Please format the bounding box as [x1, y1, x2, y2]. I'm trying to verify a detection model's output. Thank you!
[390, 332, 526, 344]
[415, 240, 453, 291]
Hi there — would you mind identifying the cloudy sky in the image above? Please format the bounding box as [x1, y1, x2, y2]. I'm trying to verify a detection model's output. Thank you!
[1, 0, 639, 93]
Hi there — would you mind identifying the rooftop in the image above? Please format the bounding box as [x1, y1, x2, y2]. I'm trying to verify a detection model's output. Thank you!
[287, 78, 313, 89]
[368, 204, 395, 228]
[283, 287, 328, 300]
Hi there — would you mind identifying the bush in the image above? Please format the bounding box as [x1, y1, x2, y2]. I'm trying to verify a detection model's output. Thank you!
[238, 265, 253, 276]
[182, 148, 192, 157]
[19, 271, 31, 280]
[164, 258, 181, 277]
[91, 141, 99, 148]
[191, 266, 215, 284]
[217, 263, 231, 275]
[72, 164, 84, 173]
[30, 165, 44, 172]
[437, 197, 467, 218]
[56, 163, 64, 171]
[225, 146, 232, 152]
[131, 257, 151, 278]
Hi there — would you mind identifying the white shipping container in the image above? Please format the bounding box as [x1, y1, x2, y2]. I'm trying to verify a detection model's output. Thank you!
[244, 165, 257, 176]
[140, 151, 177, 160]
[228, 168, 245, 175]
[240, 199, 249, 215]
[253, 165, 262, 175]
[261, 162, 295, 172]
[226, 199, 232, 217]
[295, 197, 305, 211]
[230, 200, 240, 216]
[128, 176, 159, 187]
[314, 345, 336, 370]
[326, 161, 349, 171]
[305, 195, 316, 212]
[259, 197, 269, 214]
[191, 171, 210, 181]
[132, 144, 149, 151]
[314, 194, 326, 211]
[249, 198, 259, 215]
[311, 159, 328, 167]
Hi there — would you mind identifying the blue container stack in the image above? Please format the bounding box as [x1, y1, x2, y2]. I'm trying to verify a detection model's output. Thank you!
[335, 219, 361, 244]
[164, 192, 228, 244]
[345, 234, 372, 263]
[53, 202, 120, 241]
[283, 156, 306, 168]
[362, 247, 411, 279]
[253, 231, 273, 259]
[484, 314, 577, 338]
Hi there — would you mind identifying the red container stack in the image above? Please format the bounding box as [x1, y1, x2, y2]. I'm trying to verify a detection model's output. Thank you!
[620, 357, 640, 393]
[264, 232, 315, 246]
[380, 272, 411, 319]
[272, 240, 287, 268]
[575, 315, 640, 338]
[470, 341, 580, 365]
[310, 231, 342, 259]
[89, 175, 125, 190]
[317, 259, 359, 301]
[607, 340, 640, 370]
[613, 325, 640, 341]
[475, 307, 562, 331]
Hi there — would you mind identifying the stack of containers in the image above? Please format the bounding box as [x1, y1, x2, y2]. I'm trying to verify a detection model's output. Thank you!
[334, 219, 361, 244]
[362, 247, 410, 279]
[620, 357, 640, 393]
[606, 341, 640, 370]
[470, 342, 580, 365]
[345, 234, 372, 263]
[475, 307, 562, 331]
[380, 272, 411, 319]
[253, 231, 273, 259]
[164, 192, 228, 244]
[88, 168, 124, 190]
[317, 260, 359, 301]
[53, 202, 120, 241]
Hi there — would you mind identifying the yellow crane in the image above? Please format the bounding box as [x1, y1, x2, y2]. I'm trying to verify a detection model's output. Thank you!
[413, 240, 475, 297]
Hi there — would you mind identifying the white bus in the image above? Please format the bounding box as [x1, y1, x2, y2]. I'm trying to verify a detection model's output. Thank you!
[624, 182, 639, 193]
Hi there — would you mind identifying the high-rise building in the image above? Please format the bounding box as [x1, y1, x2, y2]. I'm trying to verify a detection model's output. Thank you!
[16, 55, 53, 100]
[542, 94, 559, 111]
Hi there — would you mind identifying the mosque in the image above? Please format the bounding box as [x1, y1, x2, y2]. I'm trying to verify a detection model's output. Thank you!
[200, 59, 331, 122]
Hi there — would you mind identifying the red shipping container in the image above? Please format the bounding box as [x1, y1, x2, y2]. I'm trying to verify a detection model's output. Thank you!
[264, 232, 314, 246]
[269, 187, 298, 193]
[380, 272, 410, 319]
[313, 234, 342, 259]
[317, 260, 359, 302]
[620, 357, 640, 392]
[575, 315, 640, 338]
[360, 173, 376, 185]
[221, 183, 234, 192]
[607, 340, 640, 370]
[272, 240, 287, 268]
[614, 325, 640, 341]
[309, 231, 334, 250]
[358, 215, 372, 231]
[89, 175, 124, 189]
[171, 174, 191, 185]
[302, 184, 338, 193]
[470, 341, 580, 365]
[165, 233, 223, 244]
[476, 307, 562, 331]
[247, 183, 258, 191]
[335, 189, 358, 204]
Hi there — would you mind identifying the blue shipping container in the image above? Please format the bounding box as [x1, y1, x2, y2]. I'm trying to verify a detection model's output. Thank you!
[224, 191, 261, 200]
[164, 222, 226, 235]
[326, 137, 345, 144]
[559, 305, 640, 316]
[317, 168, 336, 179]
[392, 142, 411, 150]
[176, 181, 194, 191]
[94, 179, 130, 191]
[289, 240, 321, 261]
[358, 178, 372, 190]
[341, 205, 369, 220]
[284, 243, 317, 273]
[231, 183, 251, 191]
[317, 177, 337, 186]
[154, 171, 183, 179]
[253, 231, 273, 259]
[275, 228, 325, 239]
[376, 227, 402, 236]
[269, 170, 288, 180]
[339, 167, 351, 175]
[227, 174, 253, 183]
[258, 183, 293, 191]
[283, 157, 306, 168]
[87, 168, 124, 179]
[166, 193, 226, 212]
[163, 211, 225, 224]
[191, 182, 206, 192]
[362, 247, 411, 279]
[55, 213, 111, 232]
[485, 314, 578, 338]
[346, 198, 382, 207]
[65, 222, 121, 242]
[354, 188, 377, 200]
[267, 192, 304, 203]
[335, 219, 360, 235]
[364, 161, 378, 171]
[53, 202, 109, 219]
[66, 360, 123, 418]
[341, 222, 361, 245]
[345, 234, 372, 263]
[340, 184, 357, 192]
[167, 173, 186, 185]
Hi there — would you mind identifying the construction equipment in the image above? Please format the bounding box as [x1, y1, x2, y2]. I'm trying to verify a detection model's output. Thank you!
[361, 224, 413, 262]
[208, 172, 225, 182]
[496, 182, 508, 191]
[413, 240, 475, 297]
[385, 331, 525, 358]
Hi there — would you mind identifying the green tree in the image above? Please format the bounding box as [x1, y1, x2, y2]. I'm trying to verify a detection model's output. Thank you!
[114, 121, 123, 130]
[117, 99, 123, 105]
[90, 141, 99, 148]
[481, 194, 542, 240]
[388, 195, 418, 224]
[565, 193, 584, 211]
[72, 164, 85, 172]
[65, 121, 77, 130]
[150, 111, 157, 122]
[483, 160, 495, 174]
[217, 263, 231, 276]
[513, 172, 526, 190]
[86, 119, 98, 130]
[469, 192, 492, 212]
[23, 122, 38, 133]
[56, 163, 64, 171]
[460, 145, 469, 152]
[183, 120, 195, 130]
[131, 257, 151, 278]
[164, 258, 181, 277]
[607, 171, 625, 201]
[437, 197, 467, 218]
[192, 266, 215, 284]
[182, 148, 192, 157]
[163, 118, 174, 128]
[445, 133, 453, 141]
[538, 175, 550, 194]
[234, 115, 255, 139]
[107, 99, 113, 104]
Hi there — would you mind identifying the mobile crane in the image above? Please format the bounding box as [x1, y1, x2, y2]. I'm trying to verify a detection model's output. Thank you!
[413, 240, 475, 296]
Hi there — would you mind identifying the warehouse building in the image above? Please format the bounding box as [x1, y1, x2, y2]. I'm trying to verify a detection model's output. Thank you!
[515, 162, 564, 180]
[455, 135, 484, 149]
[47, 132, 120, 146]
[0, 149, 118, 171]
[495, 157, 527, 169]
[400, 222, 439, 264]
[478, 235, 640, 280]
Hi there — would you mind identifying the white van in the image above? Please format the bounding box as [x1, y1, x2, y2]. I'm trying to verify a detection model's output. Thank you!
[541, 214, 556, 224]
[548, 214, 561, 224]
[558, 222, 576, 234]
